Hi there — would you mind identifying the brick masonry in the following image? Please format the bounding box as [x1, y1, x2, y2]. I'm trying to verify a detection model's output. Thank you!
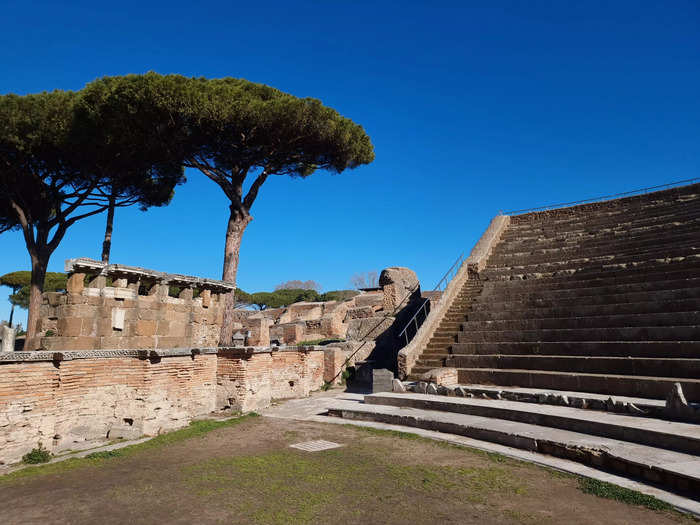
[0, 347, 324, 465]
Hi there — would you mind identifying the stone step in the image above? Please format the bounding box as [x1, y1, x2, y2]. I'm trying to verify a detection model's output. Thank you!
[489, 238, 700, 267]
[364, 393, 700, 455]
[495, 222, 700, 256]
[480, 269, 700, 294]
[461, 311, 700, 331]
[326, 400, 700, 495]
[453, 368, 700, 401]
[472, 285, 700, 311]
[444, 355, 700, 379]
[456, 325, 700, 343]
[467, 298, 700, 322]
[434, 383, 668, 417]
[504, 194, 700, 232]
[502, 209, 700, 242]
[495, 231, 700, 262]
[482, 251, 700, 281]
[450, 341, 700, 358]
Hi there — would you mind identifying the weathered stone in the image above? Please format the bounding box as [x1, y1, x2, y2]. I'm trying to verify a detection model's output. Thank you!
[420, 367, 458, 387]
[426, 383, 439, 395]
[379, 267, 420, 311]
[346, 317, 394, 341]
[66, 272, 85, 294]
[392, 378, 406, 393]
[415, 381, 428, 394]
[454, 386, 466, 397]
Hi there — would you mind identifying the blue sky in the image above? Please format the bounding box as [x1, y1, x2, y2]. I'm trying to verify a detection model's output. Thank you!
[1, 1, 699, 327]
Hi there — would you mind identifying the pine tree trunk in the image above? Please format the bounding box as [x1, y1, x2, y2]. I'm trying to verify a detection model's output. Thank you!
[24, 254, 48, 351]
[219, 204, 252, 346]
[101, 193, 116, 263]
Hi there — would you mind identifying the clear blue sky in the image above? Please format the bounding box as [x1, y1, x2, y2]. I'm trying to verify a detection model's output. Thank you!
[1, 1, 699, 327]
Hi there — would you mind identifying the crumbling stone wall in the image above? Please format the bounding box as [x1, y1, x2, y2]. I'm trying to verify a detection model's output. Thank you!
[0, 346, 325, 465]
[38, 258, 233, 351]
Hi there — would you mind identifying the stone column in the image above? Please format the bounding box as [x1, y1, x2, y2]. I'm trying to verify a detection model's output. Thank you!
[1, 325, 17, 352]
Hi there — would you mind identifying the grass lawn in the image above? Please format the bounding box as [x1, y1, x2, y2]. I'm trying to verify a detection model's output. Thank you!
[0, 415, 694, 525]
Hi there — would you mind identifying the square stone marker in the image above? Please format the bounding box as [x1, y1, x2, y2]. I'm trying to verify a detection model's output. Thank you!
[289, 440, 344, 452]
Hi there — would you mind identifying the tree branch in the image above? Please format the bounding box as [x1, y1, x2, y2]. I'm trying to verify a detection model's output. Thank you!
[243, 170, 269, 210]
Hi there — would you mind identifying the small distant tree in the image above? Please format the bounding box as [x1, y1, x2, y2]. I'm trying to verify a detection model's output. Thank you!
[350, 271, 378, 289]
[0, 272, 67, 326]
[320, 289, 360, 302]
[274, 280, 321, 291]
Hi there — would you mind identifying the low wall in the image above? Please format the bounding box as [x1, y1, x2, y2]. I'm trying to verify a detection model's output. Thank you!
[0, 346, 324, 466]
[216, 347, 324, 412]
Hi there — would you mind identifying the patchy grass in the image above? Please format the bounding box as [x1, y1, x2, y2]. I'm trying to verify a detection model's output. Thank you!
[0, 413, 258, 484]
[180, 447, 526, 524]
[578, 477, 675, 512]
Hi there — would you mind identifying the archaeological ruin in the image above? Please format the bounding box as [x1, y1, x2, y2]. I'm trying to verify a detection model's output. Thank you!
[1, 181, 699, 504]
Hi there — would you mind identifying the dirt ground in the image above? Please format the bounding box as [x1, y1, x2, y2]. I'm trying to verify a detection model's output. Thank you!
[0, 416, 693, 525]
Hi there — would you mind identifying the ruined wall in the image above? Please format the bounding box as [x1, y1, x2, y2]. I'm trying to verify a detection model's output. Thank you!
[0, 347, 324, 466]
[38, 258, 232, 351]
[216, 347, 324, 412]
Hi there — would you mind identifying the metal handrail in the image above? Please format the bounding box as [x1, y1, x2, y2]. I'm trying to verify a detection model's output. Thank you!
[327, 280, 422, 385]
[502, 177, 699, 216]
[396, 251, 466, 345]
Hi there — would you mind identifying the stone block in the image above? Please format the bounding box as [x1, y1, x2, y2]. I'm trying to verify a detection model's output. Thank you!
[178, 287, 193, 300]
[58, 317, 83, 337]
[200, 289, 211, 308]
[66, 273, 85, 294]
[353, 293, 383, 309]
[112, 308, 126, 331]
[420, 367, 458, 387]
[134, 320, 156, 337]
[379, 267, 420, 311]
[345, 306, 375, 321]
[346, 317, 394, 341]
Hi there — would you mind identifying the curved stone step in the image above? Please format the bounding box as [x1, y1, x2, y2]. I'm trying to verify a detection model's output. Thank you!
[327, 400, 700, 496]
[363, 393, 700, 455]
[454, 368, 700, 401]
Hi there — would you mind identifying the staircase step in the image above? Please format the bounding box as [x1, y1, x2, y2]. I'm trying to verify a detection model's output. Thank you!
[494, 224, 700, 257]
[467, 298, 700, 322]
[489, 239, 700, 268]
[472, 287, 700, 312]
[440, 383, 667, 416]
[482, 252, 700, 280]
[461, 311, 700, 331]
[454, 368, 700, 401]
[450, 341, 700, 358]
[444, 355, 700, 379]
[456, 326, 700, 343]
[327, 400, 700, 495]
[364, 392, 700, 455]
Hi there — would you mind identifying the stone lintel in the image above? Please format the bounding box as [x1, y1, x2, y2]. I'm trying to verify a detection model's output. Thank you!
[65, 258, 235, 293]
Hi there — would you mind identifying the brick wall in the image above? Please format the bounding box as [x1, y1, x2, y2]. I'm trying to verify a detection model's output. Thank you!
[0, 346, 324, 466]
[216, 347, 324, 412]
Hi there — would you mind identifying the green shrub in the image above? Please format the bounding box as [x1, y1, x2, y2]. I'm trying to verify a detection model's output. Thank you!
[22, 444, 52, 464]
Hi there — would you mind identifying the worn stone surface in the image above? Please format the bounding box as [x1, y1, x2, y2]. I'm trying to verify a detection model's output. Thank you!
[392, 379, 406, 393]
[379, 267, 420, 311]
[346, 317, 395, 342]
[420, 367, 459, 387]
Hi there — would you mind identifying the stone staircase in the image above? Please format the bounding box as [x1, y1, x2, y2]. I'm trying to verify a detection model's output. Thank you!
[327, 183, 700, 501]
[408, 183, 700, 401]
